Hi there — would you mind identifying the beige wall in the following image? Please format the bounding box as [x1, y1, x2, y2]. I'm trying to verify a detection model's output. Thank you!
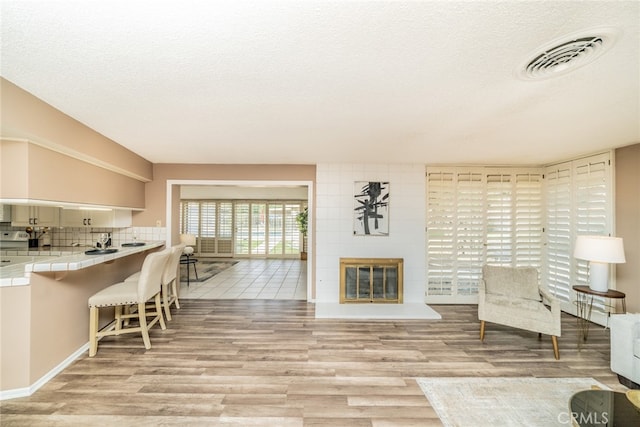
[1, 78, 152, 181]
[0, 286, 31, 391]
[0, 139, 29, 197]
[615, 143, 640, 313]
[0, 250, 153, 392]
[135, 163, 317, 228]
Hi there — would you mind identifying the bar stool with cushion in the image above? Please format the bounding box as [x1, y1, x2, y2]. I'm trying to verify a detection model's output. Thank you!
[179, 234, 198, 287]
[125, 244, 185, 321]
[88, 249, 170, 357]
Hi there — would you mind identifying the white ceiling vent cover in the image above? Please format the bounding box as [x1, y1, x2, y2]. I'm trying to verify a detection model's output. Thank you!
[518, 28, 619, 80]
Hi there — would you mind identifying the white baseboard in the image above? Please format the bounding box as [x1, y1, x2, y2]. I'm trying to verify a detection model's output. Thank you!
[0, 343, 88, 401]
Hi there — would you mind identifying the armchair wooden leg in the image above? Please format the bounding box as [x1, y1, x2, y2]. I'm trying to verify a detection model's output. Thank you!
[480, 320, 485, 341]
[551, 335, 559, 360]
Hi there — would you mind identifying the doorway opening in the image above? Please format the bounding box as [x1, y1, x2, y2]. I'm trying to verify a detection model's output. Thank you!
[166, 180, 314, 302]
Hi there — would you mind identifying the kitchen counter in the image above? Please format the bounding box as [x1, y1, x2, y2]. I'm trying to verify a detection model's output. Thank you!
[0, 241, 165, 287]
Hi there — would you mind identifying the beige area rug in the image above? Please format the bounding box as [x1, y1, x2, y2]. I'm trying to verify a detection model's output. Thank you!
[417, 377, 608, 427]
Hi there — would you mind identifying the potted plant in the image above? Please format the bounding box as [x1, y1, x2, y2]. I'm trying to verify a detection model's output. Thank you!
[296, 207, 308, 260]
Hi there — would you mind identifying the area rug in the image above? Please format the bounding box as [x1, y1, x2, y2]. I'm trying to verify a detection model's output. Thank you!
[180, 259, 238, 283]
[417, 377, 608, 427]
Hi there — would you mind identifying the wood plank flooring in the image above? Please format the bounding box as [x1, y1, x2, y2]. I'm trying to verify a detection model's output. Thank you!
[0, 301, 624, 426]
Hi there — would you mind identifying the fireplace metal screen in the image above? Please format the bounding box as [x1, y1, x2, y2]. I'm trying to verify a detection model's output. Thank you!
[340, 258, 403, 303]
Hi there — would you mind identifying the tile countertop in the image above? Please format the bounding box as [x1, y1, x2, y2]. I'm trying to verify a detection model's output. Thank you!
[0, 241, 165, 287]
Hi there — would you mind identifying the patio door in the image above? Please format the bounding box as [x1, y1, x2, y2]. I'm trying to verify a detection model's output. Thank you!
[234, 201, 304, 257]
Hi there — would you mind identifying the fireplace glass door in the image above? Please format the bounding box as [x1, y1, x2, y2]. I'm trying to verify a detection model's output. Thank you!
[341, 258, 403, 303]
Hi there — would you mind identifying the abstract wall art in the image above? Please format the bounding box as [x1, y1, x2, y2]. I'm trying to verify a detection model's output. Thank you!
[353, 181, 389, 236]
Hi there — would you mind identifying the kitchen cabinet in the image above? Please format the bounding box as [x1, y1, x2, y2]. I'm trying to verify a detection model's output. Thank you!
[11, 205, 59, 227]
[60, 209, 131, 228]
[0, 204, 11, 222]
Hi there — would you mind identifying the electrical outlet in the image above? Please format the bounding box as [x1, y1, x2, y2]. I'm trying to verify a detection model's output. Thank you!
[155, 220, 162, 227]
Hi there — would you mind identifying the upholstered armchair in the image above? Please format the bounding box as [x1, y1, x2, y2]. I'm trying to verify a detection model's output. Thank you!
[610, 313, 640, 387]
[478, 265, 561, 359]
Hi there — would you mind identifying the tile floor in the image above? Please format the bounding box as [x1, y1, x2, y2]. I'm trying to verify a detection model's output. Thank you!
[178, 258, 307, 300]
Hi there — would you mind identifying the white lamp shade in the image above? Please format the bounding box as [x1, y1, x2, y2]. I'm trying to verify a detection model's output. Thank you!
[180, 233, 197, 246]
[573, 235, 626, 263]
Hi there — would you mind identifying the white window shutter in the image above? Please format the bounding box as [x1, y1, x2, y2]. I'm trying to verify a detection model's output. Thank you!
[543, 152, 613, 324]
[486, 173, 513, 266]
[455, 172, 485, 297]
[544, 163, 573, 304]
[427, 167, 543, 303]
[426, 171, 456, 298]
[515, 173, 543, 267]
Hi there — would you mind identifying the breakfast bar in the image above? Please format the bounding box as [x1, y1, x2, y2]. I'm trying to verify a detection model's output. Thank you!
[0, 242, 165, 398]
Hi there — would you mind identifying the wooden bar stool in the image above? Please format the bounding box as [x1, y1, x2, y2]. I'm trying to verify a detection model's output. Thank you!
[88, 250, 170, 357]
[125, 244, 185, 321]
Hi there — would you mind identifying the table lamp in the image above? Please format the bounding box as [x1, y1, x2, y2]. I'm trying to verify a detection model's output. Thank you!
[573, 235, 626, 292]
[180, 233, 197, 255]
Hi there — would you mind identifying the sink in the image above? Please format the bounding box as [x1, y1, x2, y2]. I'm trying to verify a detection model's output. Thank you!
[121, 242, 145, 247]
[84, 248, 119, 255]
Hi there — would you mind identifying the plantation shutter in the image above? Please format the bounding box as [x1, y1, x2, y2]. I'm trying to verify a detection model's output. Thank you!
[544, 152, 613, 324]
[486, 173, 513, 265]
[515, 173, 543, 267]
[426, 171, 456, 299]
[426, 167, 542, 303]
[180, 201, 200, 235]
[199, 201, 217, 253]
[217, 202, 234, 255]
[455, 172, 485, 298]
[544, 163, 573, 304]
[284, 203, 302, 255]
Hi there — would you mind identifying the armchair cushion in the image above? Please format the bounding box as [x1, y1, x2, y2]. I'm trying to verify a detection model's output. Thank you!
[482, 265, 541, 301]
[479, 264, 561, 360]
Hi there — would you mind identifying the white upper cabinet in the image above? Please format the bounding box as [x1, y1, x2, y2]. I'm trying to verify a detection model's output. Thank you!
[59, 208, 131, 228]
[0, 204, 11, 222]
[11, 205, 59, 227]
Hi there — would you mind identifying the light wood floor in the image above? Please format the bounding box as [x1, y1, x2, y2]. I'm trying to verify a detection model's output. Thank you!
[0, 301, 624, 426]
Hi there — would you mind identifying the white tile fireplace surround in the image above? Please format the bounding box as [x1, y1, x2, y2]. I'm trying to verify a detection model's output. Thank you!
[314, 163, 441, 320]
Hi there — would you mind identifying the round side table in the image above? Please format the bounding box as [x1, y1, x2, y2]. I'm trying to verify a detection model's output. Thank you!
[573, 285, 626, 341]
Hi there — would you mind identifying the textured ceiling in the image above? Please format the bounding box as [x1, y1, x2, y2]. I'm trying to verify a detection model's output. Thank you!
[1, 1, 638, 165]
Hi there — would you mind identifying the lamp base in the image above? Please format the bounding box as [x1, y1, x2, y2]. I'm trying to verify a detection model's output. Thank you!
[588, 261, 609, 292]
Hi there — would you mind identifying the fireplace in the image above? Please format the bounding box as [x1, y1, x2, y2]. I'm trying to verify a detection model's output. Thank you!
[340, 258, 403, 303]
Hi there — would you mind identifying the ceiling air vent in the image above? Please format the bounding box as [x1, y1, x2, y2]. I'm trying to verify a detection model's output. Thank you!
[518, 28, 618, 80]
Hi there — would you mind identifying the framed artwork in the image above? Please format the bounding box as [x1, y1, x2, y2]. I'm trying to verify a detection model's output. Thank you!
[353, 181, 389, 236]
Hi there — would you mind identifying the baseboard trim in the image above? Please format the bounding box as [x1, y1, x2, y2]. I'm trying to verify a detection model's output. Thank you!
[0, 343, 88, 401]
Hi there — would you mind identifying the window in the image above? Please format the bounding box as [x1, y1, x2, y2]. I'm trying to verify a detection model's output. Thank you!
[425, 151, 613, 315]
[544, 152, 612, 321]
[180, 200, 234, 256]
[426, 167, 542, 303]
[181, 199, 306, 258]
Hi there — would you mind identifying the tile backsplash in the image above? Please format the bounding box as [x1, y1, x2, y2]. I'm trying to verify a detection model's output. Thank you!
[0, 225, 166, 248]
